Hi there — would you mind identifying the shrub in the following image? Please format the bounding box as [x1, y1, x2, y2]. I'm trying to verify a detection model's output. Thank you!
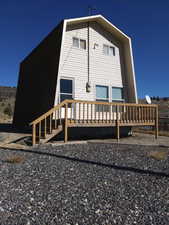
[1, 102, 5, 107]
[149, 151, 168, 160]
[3, 104, 13, 117]
[4, 155, 25, 164]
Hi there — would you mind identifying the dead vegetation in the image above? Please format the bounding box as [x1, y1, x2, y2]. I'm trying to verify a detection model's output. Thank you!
[0, 86, 16, 123]
[0, 97, 15, 123]
[133, 128, 169, 137]
[3, 155, 25, 164]
[148, 150, 168, 160]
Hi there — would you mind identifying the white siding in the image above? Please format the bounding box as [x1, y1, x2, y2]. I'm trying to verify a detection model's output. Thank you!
[57, 21, 124, 103]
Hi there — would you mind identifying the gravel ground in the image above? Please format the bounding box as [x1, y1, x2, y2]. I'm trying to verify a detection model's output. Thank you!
[0, 143, 169, 225]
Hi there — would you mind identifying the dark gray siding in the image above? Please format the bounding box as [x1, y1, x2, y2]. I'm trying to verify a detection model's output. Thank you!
[13, 21, 64, 128]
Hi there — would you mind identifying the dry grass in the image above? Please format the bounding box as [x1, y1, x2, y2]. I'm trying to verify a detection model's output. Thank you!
[133, 128, 169, 137]
[148, 151, 168, 160]
[4, 155, 25, 164]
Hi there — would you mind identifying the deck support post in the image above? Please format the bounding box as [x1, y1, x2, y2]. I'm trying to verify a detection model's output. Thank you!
[155, 106, 158, 139]
[116, 105, 120, 142]
[64, 103, 68, 142]
[32, 124, 36, 146]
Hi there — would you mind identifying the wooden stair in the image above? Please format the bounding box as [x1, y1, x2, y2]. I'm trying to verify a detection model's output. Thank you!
[39, 125, 63, 144]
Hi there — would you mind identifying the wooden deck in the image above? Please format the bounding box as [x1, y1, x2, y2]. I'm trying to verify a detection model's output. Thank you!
[30, 100, 158, 145]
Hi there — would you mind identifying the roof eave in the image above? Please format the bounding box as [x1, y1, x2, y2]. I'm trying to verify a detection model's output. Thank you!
[64, 15, 130, 42]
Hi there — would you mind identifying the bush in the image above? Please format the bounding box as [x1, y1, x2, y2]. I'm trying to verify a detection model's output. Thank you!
[1, 102, 5, 107]
[4, 155, 25, 164]
[4, 104, 13, 117]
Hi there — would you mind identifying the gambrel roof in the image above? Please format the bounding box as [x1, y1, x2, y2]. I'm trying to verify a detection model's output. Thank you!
[13, 15, 137, 128]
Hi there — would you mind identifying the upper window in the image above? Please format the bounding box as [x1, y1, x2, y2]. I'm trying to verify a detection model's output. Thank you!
[112, 87, 123, 101]
[80, 39, 86, 49]
[73, 37, 86, 50]
[103, 45, 109, 55]
[73, 37, 79, 48]
[103, 45, 115, 56]
[96, 85, 109, 101]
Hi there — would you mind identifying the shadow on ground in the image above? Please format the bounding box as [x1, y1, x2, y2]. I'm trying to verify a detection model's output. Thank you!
[1, 146, 169, 179]
[0, 123, 31, 134]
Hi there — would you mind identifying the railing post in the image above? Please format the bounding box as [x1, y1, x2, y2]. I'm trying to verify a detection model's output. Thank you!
[32, 124, 36, 146]
[39, 121, 41, 141]
[44, 117, 46, 138]
[116, 105, 120, 141]
[49, 114, 52, 134]
[155, 106, 158, 139]
[64, 103, 68, 142]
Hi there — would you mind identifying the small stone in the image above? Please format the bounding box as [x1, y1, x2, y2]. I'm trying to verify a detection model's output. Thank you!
[26, 220, 31, 225]
[95, 209, 101, 214]
[0, 206, 4, 212]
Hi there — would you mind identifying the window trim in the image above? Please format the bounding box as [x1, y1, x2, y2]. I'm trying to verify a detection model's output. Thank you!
[95, 85, 124, 102]
[80, 39, 86, 50]
[59, 77, 74, 103]
[95, 85, 109, 112]
[72, 37, 79, 48]
[112, 87, 124, 102]
[103, 44, 115, 56]
[96, 85, 109, 102]
[72, 37, 86, 50]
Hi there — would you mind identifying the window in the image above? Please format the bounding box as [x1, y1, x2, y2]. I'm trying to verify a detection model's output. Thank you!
[60, 79, 73, 102]
[73, 37, 79, 48]
[96, 85, 109, 112]
[103, 44, 115, 56]
[112, 87, 123, 101]
[96, 85, 109, 101]
[80, 39, 86, 49]
[103, 45, 109, 55]
[109, 46, 115, 56]
[73, 37, 86, 50]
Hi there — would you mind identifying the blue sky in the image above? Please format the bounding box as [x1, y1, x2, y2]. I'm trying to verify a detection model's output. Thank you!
[0, 0, 169, 98]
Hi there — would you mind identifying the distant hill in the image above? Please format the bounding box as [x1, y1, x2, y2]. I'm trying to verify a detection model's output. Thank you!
[0, 86, 168, 123]
[0, 86, 16, 101]
[139, 97, 169, 118]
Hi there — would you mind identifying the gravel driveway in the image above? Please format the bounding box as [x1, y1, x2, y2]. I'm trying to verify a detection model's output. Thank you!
[0, 143, 169, 225]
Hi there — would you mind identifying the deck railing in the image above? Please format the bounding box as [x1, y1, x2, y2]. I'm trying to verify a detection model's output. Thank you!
[30, 99, 158, 145]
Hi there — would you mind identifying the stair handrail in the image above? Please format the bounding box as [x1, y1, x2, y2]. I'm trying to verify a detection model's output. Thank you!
[30, 99, 158, 126]
[30, 99, 68, 126]
[65, 99, 157, 107]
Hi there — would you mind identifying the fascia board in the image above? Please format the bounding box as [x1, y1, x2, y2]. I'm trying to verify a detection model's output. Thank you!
[65, 15, 130, 42]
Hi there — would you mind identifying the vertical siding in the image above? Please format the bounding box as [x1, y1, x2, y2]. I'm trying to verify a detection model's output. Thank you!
[13, 22, 63, 127]
[56, 21, 124, 104]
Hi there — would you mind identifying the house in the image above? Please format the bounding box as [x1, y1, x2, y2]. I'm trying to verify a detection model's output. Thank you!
[13, 15, 158, 144]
